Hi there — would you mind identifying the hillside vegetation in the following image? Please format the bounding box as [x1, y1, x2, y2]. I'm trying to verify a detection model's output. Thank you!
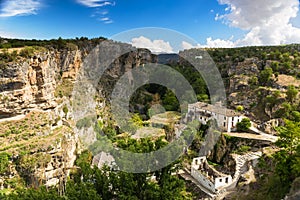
[0, 38, 299, 199]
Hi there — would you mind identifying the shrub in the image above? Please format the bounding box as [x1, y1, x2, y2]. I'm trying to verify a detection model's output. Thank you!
[0, 152, 11, 175]
[66, 43, 78, 51]
[19, 46, 35, 58]
[237, 118, 251, 132]
[236, 105, 244, 112]
[55, 79, 74, 98]
[63, 105, 69, 115]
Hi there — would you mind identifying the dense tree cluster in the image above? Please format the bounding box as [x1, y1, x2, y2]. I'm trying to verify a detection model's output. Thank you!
[0, 37, 107, 49]
[0, 138, 191, 200]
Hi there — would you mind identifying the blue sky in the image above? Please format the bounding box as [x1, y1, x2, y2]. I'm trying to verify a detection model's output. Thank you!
[1, 0, 300, 49]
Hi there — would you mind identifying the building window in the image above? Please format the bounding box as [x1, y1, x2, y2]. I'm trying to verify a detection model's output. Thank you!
[220, 178, 222, 182]
[224, 116, 226, 120]
[224, 122, 226, 127]
[225, 177, 228, 183]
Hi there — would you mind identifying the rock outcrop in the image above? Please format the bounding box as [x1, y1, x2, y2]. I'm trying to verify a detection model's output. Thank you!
[0, 40, 158, 188]
[0, 49, 84, 117]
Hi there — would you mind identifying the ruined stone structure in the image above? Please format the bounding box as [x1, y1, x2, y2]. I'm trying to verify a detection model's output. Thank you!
[191, 156, 233, 193]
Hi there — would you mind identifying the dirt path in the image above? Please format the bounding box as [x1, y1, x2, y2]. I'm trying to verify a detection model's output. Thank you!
[249, 126, 278, 142]
[224, 132, 278, 142]
[0, 115, 26, 123]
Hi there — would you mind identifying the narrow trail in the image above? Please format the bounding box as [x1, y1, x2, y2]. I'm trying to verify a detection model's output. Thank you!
[249, 126, 278, 142]
[224, 132, 277, 142]
[0, 114, 26, 123]
[226, 152, 262, 190]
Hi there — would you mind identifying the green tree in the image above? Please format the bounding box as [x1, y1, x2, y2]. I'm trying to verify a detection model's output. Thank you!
[259, 67, 273, 86]
[286, 85, 298, 103]
[0, 152, 10, 175]
[236, 118, 251, 132]
[1, 186, 64, 200]
[162, 90, 179, 111]
[275, 120, 300, 183]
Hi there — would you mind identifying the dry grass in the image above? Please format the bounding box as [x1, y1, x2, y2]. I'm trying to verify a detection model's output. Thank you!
[0, 111, 67, 154]
[0, 47, 25, 54]
[276, 74, 300, 87]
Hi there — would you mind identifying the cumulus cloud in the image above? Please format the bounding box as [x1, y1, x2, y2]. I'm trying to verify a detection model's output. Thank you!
[207, 0, 300, 47]
[131, 36, 174, 53]
[77, 0, 115, 8]
[183, 38, 235, 49]
[0, 0, 42, 17]
[202, 37, 235, 48]
[181, 41, 201, 49]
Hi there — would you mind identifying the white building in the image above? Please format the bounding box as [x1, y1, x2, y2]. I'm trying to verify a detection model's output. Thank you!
[191, 156, 233, 193]
[187, 102, 244, 133]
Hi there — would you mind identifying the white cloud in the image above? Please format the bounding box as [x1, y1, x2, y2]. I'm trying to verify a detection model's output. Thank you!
[131, 36, 174, 53]
[202, 37, 235, 48]
[182, 41, 201, 50]
[0, 31, 17, 38]
[213, 0, 300, 46]
[80, 1, 115, 23]
[101, 11, 109, 15]
[77, 0, 115, 8]
[100, 17, 109, 21]
[0, 0, 41, 17]
[98, 17, 113, 24]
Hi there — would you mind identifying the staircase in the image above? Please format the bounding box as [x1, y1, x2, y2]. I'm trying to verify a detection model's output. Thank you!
[227, 151, 262, 190]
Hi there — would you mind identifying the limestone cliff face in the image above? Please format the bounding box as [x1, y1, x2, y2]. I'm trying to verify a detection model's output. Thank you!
[0, 41, 157, 188]
[0, 43, 156, 118]
[0, 49, 83, 117]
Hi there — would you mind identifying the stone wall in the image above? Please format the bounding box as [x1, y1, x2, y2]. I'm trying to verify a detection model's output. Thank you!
[191, 167, 216, 193]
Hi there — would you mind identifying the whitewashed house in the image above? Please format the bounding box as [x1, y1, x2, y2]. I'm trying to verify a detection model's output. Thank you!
[191, 156, 233, 193]
[187, 102, 244, 132]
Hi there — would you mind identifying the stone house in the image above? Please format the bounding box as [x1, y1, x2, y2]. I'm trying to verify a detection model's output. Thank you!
[191, 156, 233, 193]
[187, 102, 244, 132]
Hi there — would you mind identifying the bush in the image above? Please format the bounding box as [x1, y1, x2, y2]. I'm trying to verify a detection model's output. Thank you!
[259, 67, 273, 86]
[236, 105, 244, 112]
[55, 79, 74, 98]
[0, 152, 11, 175]
[238, 145, 251, 153]
[66, 43, 78, 51]
[19, 46, 35, 58]
[63, 105, 69, 115]
[237, 118, 251, 132]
